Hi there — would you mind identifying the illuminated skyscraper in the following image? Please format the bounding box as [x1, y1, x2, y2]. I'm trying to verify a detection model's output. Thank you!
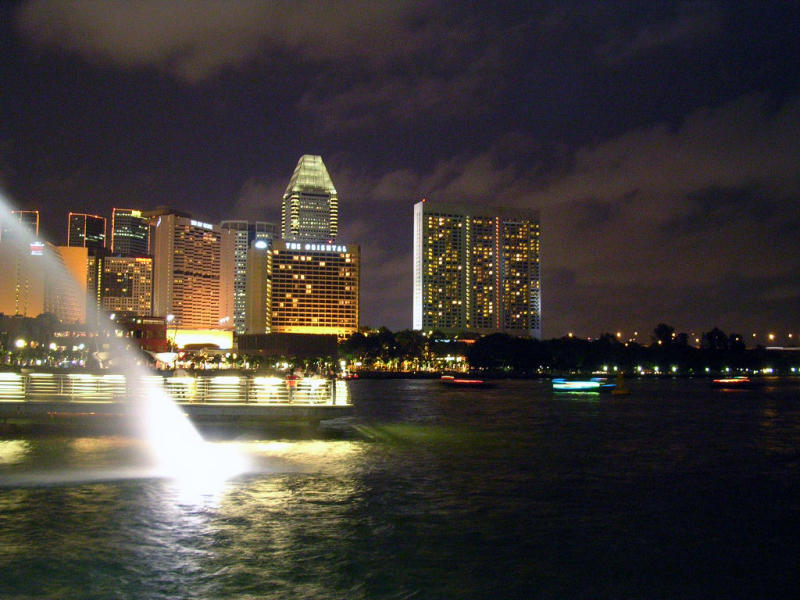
[281, 155, 338, 242]
[1, 210, 39, 240]
[220, 220, 277, 333]
[413, 201, 541, 338]
[148, 209, 234, 330]
[68, 213, 106, 250]
[266, 240, 359, 336]
[111, 208, 149, 256]
[87, 255, 154, 317]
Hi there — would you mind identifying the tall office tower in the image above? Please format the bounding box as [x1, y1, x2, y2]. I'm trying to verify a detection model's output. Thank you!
[413, 200, 541, 338]
[1, 210, 39, 240]
[220, 220, 277, 333]
[111, 208, 149, 256]
[281, 155, 338, 242]
[245, 239, 271, 334]
[68, 213, 106, 250]
[268, 240, 359, 336]
[149, 210, 234, 330]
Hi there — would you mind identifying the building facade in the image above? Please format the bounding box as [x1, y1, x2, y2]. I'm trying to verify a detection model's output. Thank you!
[45, 246, 89, 324]
[413, 201, 541, 338]
[267, 240, 359, 336]
[0, 239, 46, 317]
[281, 155, 338, 242]
[149, 210, 234, 330]
[68, 213, 106, 250]
[220, 220, 277, 333]
[111, 208, 150, 256]
[96, 255, 153, 316]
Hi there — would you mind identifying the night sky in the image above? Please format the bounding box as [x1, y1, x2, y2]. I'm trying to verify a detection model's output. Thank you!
[2, 1, 800, 340]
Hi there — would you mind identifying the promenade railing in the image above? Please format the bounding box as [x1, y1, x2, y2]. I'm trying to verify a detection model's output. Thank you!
[0, 372, 348, 406]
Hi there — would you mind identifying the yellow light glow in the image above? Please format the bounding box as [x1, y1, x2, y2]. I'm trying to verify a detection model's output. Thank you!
[0, 440, 30, 465]
[171, 329, 233, 350]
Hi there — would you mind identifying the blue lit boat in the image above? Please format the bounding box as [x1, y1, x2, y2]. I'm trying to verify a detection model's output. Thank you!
[552, 377, 616, 393]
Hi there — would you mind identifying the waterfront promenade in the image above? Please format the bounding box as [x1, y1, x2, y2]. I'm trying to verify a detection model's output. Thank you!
[0, 371, 351, 428]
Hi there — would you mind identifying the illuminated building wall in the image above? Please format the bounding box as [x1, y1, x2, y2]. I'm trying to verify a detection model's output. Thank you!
[67, 212, 106, 250]
[281, 155, 338, 242]
[150, 211, 235, 330]
[245, 239, 271, 334]
[413, 200, 541, 338]
[111, 208, 149, 256]
[0, 240, 46, 317]
[99, 256, 153, 316]
[269, 240, 359, 336]
[220, 220, 277, 333]
[45, 246, 88, 324]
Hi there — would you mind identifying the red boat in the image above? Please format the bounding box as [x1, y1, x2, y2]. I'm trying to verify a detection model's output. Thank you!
[711, 376, 760, 389]
[441, 375, 494, 388]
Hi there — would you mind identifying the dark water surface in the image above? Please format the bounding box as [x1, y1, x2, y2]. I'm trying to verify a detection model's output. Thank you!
[1, 378, 799, 599]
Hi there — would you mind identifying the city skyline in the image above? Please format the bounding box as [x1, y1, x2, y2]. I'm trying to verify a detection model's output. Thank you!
[2, 1, 800, 337]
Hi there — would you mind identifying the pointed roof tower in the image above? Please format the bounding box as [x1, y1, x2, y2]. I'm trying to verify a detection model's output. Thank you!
[281, 155, 339, 241]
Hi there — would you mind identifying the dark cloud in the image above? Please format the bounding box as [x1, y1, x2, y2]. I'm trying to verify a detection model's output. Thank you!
[596, 3, 723, 64]
[4, 1, 800, 338]
[14, 0, 425, 82]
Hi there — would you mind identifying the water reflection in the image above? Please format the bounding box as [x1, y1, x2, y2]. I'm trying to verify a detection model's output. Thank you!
[0, 440, 30, 465]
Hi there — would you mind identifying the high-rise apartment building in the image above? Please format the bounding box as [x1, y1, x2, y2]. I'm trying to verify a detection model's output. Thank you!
[148, 209, 234, 330]
[413, 201, 541, 338]
[111, 208, 150, 256]
[266, 240, 359, 336]
[281, 155, 338, 242]
[220, 220, 277, 333]
[68, 213, 106, 251]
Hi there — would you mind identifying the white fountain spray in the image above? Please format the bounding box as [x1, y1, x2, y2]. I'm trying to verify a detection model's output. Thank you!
[0, 192, 249, 492]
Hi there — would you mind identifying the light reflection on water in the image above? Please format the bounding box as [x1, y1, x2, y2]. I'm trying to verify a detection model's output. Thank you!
[1, 378, 800, 599]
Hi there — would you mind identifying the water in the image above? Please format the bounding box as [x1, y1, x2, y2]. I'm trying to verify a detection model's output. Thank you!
[1, 378, 799, 599]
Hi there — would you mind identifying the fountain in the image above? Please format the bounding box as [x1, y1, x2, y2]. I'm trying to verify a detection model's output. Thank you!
[0, 193, 249, 491]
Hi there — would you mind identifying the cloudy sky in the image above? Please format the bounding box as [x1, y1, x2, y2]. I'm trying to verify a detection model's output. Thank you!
[2, 0, 799, 339]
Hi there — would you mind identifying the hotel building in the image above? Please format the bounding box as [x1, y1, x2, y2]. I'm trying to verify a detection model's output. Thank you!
[149, 209, 234, 330]
[413, 201, 541, 338]
[281, 155, 338, 242]
[265, 240, 359, 337]
[68, 213, 106, 251]
[0, 239, 46, 317]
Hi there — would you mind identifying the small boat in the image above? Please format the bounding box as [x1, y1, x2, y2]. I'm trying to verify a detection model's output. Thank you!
[552, 377, 616, 393]
[711, 376, 760, 389]
[441, 375, 494, 388]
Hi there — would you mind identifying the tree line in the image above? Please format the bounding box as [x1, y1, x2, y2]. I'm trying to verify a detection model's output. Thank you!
[340, 324, 797, 376]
